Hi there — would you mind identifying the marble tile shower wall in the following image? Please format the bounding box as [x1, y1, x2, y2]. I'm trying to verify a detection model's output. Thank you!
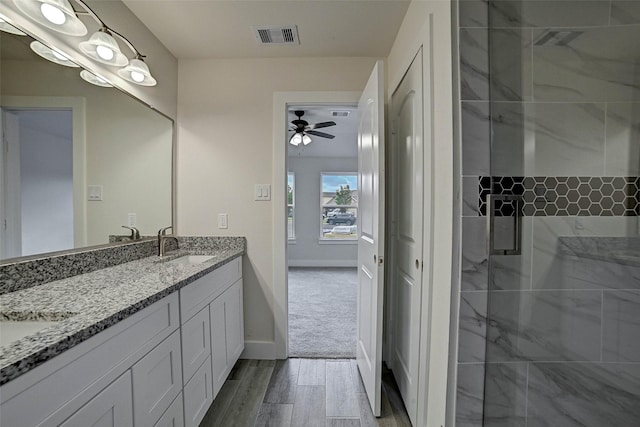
[457, 1, 640, 426]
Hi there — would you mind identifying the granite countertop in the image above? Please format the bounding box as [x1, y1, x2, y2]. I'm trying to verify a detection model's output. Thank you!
[0, 247, 243, 385]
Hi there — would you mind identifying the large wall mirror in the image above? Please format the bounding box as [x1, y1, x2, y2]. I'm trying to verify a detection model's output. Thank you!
[0, 28, 173, 261]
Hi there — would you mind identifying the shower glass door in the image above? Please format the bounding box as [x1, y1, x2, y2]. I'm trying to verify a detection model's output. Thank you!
[483, 1, 640, 425]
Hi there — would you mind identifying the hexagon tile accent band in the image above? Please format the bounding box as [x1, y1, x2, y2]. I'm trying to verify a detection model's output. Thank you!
[478, 176, 640, 216]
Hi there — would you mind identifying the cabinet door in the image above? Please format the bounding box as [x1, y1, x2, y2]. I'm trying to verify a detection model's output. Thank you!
[153, 393, 184, 427]
[210, 295, 228, 397]
[60, 371, 133, 427]
[183, 357, 213, 427]
[132, 330, 183, 427]
[181, 306, 211, 385]
[224, 279, 244, 364]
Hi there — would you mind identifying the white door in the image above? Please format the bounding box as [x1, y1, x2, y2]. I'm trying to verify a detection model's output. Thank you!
[356, 60, 385, 416]
[390, 49, 424, 426]
[1, 109, 22, 259]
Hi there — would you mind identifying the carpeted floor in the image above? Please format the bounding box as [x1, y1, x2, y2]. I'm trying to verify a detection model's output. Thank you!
[288, 267, 357, 358]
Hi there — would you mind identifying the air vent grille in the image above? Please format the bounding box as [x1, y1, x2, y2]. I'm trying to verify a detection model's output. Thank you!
[253, 25, 300, 45]
[332, 111, 350, 117]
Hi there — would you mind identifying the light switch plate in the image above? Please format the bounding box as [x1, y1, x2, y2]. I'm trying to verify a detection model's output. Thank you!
[218, 213, 228, 229]
[127, 213, 137, 227]
[255, 184, 271, 201]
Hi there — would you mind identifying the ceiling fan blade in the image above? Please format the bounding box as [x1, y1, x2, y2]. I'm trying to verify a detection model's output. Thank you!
[307, 130, 335, 139]
[308, 121, 336, 130]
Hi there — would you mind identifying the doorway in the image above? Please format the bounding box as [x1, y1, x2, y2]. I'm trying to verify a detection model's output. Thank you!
[286, 104, 359, 358]
[1, 108, 74, 258]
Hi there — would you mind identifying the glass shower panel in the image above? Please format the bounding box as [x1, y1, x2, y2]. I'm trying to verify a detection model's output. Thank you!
[483, 1, 640, 426]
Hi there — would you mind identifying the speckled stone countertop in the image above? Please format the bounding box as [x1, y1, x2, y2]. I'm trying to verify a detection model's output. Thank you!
[0, 238, 245, 385]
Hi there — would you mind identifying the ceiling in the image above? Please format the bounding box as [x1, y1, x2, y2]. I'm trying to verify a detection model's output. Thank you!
[121, 0, 411, 59]
[287, 105, 358, 158]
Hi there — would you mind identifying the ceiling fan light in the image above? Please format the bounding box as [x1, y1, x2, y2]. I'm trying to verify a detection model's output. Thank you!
[0, 14, 27, 35]
[13, 0, 87, 36]
[290, 133, 302, 146]
[302, 134, 312, 145]
[79, 29, 129, 66]
[30, 40, 79, 67]
[118, 58, 157, 86]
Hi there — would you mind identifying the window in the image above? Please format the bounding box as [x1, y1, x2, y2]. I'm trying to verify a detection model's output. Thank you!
[288, 173, 295, 240]
[320, 173, 358, 240]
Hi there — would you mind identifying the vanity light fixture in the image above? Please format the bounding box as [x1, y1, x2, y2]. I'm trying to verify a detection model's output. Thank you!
[80, 69, 112, 87]
[0, 14, 27, 35]
[10, 0, 158, 86]
[13, 0, 87, 36]
[79, 27, 128, 66]
[118, 56, 156, 86]
[30, 40, 78, 67]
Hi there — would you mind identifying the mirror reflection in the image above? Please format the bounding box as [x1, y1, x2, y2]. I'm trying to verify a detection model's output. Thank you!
[0, 29, 172, 261]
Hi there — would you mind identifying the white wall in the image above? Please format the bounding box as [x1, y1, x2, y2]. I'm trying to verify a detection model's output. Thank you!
[288, 156, 358, 267]
[177, 56, 379, 353]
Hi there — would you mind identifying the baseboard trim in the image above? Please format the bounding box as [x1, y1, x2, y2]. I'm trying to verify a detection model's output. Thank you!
[240, 340, 277, 359]
[287, 260, 357, 268]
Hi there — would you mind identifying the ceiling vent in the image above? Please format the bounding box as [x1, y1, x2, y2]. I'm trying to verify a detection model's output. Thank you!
[332, 111, 350, 117]
[253, 25, 299, 45]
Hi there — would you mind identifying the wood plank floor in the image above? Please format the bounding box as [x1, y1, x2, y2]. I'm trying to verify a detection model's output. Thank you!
[199, 359, 412, 427]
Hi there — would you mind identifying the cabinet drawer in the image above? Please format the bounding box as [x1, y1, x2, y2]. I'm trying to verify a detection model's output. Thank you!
[181, 306, 211, 385]
[183, 357, 213, 427]
[60, 371, 133, 427]
[180, 258, 241, 322]
[132, 330, 183, 427]
[154, 393, 184, 427]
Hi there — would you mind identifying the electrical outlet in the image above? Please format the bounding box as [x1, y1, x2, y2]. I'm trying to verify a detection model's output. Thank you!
[127, 213, 137, 227]
[88, 185, 103, 201]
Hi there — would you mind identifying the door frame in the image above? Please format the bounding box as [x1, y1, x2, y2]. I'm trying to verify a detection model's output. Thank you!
[386, 5, 454, 426]
[1, 96, 87, 251]
[272, 91, 361, 359]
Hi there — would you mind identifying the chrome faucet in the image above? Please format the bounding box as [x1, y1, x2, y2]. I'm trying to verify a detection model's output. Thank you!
[122, 225, 140, 240]
[158, 226, 177, 257]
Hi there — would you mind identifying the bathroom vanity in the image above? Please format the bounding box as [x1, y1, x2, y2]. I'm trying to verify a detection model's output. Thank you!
[0, 237, 245, 427]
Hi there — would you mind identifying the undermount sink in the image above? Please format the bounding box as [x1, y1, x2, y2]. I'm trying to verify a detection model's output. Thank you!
[0, 311, 77, 346]
[166, 255, 214, 265]
[0, 321, 60, 346]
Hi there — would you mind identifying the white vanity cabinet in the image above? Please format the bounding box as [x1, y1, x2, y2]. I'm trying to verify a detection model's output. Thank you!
[0, 256, 244, 427]
[211, 278, 244, 396]
[179, 257, 244, 427]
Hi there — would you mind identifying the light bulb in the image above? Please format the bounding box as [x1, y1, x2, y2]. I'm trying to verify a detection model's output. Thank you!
[40, 3, 66, 25]
[52, 50, 67, 61]
[290, 134, 302, 146]
[96, 45, 114, 61]
[130, 70, 145, 83]
[302, 135, 312, 145]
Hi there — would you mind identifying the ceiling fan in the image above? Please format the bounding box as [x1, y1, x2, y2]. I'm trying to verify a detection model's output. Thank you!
[288, 110, 336, 146]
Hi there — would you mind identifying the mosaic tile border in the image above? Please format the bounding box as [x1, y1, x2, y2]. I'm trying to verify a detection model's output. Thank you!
[479, 176, 640, 216]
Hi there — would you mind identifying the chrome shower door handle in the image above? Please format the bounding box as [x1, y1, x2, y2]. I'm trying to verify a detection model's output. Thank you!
[487, 194, 522, 256]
